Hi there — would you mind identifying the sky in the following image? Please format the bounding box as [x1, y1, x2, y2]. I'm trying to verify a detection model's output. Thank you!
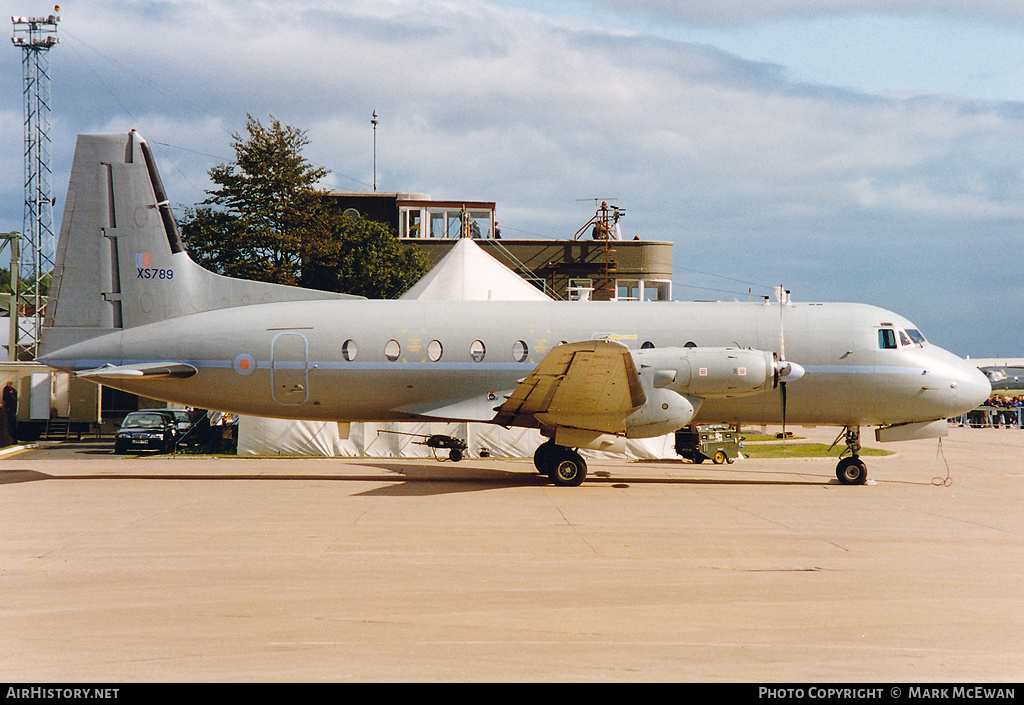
[2, 0, 1023, 358]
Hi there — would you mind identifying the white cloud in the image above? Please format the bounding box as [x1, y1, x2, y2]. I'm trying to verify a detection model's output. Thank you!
[577, 0, 1024, 27]
[3, 0, 1023, 354]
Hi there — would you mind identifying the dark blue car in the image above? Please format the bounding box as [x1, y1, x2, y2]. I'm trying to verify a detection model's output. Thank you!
[114, 410, 179, 454]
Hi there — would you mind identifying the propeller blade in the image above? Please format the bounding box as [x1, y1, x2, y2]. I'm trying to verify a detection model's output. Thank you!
[781, 380, 787, 439]
[776, 285, 795, 442]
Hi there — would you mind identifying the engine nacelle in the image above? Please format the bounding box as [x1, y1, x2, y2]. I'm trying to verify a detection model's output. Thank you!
[632, 347, 777, 399]
[624, 387, 701, 438]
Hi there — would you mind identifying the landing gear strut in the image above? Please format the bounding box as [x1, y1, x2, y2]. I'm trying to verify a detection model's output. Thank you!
[533, 440, 588, 487]
[835, 426, 868, 485]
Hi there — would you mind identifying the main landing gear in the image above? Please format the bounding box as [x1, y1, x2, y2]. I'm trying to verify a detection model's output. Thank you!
[834, 426, 868, 485]
[533, 440, 588, 487]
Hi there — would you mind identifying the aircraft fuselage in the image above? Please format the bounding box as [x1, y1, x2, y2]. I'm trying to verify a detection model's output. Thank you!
[42, 297, 988, 429]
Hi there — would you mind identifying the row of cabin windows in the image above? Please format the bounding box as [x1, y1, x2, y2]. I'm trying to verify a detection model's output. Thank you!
[339, 330, 927, 362]
[342, 338, 525, 363]
[339, 338, 694, 363]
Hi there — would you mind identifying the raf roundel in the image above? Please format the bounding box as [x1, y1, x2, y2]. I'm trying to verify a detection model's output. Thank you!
[233, 353, 256, 376]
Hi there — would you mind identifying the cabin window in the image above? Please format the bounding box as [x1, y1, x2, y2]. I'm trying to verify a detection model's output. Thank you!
[342, 339, 357, 362]
[512, 340, 529, 363]
[470, 340, 486, 362]
[384, 339, 401, 361]
[878, 329, 897, 350]
[427, 340, 443, 362]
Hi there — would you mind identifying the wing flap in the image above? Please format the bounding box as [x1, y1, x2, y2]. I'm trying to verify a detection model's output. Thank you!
[493, 340, 646, 433]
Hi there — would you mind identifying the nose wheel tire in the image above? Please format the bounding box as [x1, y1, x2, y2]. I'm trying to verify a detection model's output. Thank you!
[836, 456, 868, 485]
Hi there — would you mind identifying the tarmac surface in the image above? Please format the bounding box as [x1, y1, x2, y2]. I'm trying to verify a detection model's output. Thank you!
[1, 424, 1022, 682]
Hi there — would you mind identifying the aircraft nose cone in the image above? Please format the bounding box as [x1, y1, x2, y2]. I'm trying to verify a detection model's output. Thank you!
[956, 362, 992, 413]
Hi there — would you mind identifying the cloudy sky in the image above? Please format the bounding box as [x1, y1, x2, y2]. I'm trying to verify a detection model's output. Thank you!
[2, 0, 1023, 357]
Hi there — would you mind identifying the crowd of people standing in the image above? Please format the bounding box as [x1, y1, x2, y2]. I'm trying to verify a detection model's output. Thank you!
[960, 395, 1024, 428]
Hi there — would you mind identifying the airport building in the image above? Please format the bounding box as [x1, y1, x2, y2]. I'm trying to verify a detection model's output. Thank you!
[323, 191, 674, 302]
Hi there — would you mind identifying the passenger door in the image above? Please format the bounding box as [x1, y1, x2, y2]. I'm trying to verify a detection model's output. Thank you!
[271, 332, 309, 405]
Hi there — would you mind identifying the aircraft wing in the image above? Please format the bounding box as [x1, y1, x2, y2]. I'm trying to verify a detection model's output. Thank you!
[75, 362, 198, 380]
[492, 340, 646, 433]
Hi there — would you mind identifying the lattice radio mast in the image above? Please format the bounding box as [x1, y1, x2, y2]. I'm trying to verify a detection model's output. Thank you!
[11, 8, 60, 360]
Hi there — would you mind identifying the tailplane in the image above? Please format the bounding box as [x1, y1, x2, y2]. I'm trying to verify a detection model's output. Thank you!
[41, 131, 349, 355]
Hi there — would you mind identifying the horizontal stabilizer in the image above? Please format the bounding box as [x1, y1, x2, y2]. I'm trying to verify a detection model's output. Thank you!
[76, 362, 198, 380]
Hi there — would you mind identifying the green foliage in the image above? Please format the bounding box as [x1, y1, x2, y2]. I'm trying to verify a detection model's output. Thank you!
[740, 443, 891, 459]
[301, 211, 431, 299]
[179, 115, 428, 297]
[303, 209, 432, 297]
[0, 269, 50, 299]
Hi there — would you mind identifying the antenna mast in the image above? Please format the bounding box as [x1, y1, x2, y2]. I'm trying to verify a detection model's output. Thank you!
[371, 110, 378, 192]
[11, 8, 60, 360]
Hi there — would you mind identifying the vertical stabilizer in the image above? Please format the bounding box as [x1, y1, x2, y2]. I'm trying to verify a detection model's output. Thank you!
[41, 131, 349, 356]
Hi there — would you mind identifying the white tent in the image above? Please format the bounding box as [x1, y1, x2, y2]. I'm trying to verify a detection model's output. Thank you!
[238, 238, 675, 459]
[400, 237, 552, 301]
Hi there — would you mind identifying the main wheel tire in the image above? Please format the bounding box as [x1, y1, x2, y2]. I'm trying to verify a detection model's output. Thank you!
[548, 448, 587, 487]
[534, 440, 557, 474]
[836, 456, 868, 485]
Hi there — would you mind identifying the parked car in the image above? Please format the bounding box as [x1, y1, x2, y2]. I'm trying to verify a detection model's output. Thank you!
[156, 408, 204, 447]
[141, 408, 192, 434]
[114, 410, 180, 454]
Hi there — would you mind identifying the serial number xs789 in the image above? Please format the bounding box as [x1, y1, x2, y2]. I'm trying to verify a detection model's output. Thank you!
[137, 267, 174, 279]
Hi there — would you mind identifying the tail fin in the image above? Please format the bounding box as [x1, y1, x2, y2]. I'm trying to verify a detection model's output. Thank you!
[41, 131, 349, 354]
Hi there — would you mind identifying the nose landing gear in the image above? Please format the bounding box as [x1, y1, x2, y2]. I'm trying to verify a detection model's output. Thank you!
[834, 426, 868, 485]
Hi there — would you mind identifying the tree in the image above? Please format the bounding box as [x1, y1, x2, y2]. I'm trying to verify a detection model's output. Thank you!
[179, 115, 429, 297]
[301, 212, 430, 299]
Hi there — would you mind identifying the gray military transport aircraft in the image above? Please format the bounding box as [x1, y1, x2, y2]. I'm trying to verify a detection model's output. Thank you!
[970, 358, 1024, 391]
[38, 132, 991, 486]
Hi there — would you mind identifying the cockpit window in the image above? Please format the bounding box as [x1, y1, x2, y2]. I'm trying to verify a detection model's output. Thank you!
[906, 329, 926, 345]
[880, 327, 926, 349]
